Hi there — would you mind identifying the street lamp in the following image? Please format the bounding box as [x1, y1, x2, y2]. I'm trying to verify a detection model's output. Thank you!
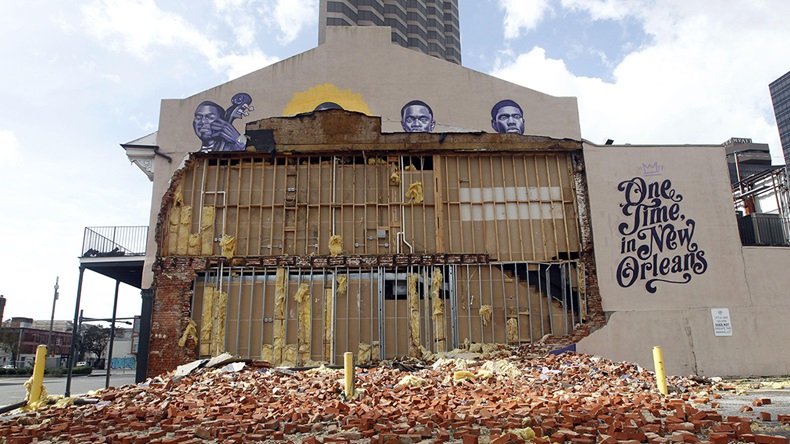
[46, 277, 59, 357]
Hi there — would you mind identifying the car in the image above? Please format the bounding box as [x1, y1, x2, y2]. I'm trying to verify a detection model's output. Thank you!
[76, 361, 88, 367]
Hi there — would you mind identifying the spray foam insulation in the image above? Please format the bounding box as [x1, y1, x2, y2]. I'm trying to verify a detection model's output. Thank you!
[507, 318, 519, 344]
[220, 234, 237, 259]
[176, 206, 192, 255]
[431, 268, 446, 352]
[199, 287, 214, 356]
[408, 273, 421, 358]
[201, 206, 215, 255]
[328, 235, 343, 256]
[406, 182, 424, 203]
[178, 318, 198, 348]
[294, 283, 311, 365]
[480, 305, 493, 326]
[272, 267, 287, 366]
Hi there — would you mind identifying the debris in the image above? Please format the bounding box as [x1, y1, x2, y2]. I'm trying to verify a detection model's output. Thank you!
[8, 351, 790, 444]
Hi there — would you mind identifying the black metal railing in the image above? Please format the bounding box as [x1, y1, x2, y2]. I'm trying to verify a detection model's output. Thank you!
[737, 213, 790, 246]
[81, 226, 148, 257]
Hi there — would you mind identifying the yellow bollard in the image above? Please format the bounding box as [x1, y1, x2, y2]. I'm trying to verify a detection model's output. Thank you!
[28, 345, 48, 405]
[344, 352, 354, 399]
[653, 346, 668, 395]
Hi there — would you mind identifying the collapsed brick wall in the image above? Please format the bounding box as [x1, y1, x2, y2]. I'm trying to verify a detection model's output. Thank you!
[143, 136, 606, 377]
[148, 256, 206, 376]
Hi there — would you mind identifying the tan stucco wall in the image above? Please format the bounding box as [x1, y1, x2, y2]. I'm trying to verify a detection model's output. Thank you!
[141, 26, 581, 288]
[578, 143, 790, 376]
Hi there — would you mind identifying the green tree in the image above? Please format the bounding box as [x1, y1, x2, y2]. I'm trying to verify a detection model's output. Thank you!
[79, 324, 111, 365]
[0, 321, 21, 367]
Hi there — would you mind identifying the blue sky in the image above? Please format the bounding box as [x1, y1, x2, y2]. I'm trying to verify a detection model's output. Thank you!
[1, 0, 789, 323]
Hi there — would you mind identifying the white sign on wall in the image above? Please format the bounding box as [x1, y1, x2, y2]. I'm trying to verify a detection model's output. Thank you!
[711, 308, 733, 336]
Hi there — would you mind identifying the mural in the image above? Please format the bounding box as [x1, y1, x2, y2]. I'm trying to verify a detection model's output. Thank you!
[193, 93, 253, 152]
[283, 84, 371, 116]
[491, 99, 524, 135]
[400, 100, 435, 132]
[615, 170, 708, 293]
[111, 356, 137, 369]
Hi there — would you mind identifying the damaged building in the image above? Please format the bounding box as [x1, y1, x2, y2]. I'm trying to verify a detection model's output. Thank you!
[89, 26, 790, 380]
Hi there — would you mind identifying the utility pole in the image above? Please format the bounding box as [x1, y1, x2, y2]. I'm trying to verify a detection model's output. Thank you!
[47, 277, 59, 357]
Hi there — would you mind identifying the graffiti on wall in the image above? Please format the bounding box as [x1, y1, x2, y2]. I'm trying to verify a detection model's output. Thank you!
[193, 93, 253, 152]
[491, 99, 524, 135]
[401, 100, 435, 132]
[283, 84, 371, 116]
[111, 356, 137, 369]
[615, 169, 708, 293]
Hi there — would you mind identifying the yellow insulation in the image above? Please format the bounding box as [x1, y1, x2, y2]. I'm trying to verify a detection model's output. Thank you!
[507, 318, 519, 344]
[282, 344, 297, 367]
[390, 170, 401, 186]
[431, 268, 446, 352]
[358, 342, 371, 365]
[176, 206, 192, 255]
[187, 233, 200, 256]
[323, 288, 334, 362]
[220, 235, 237, 259]
[211, 289, 228, 356]
[480, 305, 493, 326]
[168, 205, 181, 255]
[178, 318, 198, 348]
[329, 235, 343, 256]
[261, 344, 273, 363]
[367, 157, 387, 165]
[408, 273, 421, 358]
[199, 286, 214, 356]
[294, 283, 311, 365]
[200, 206, 215, 255]
[406, 182, 424, 203]
[272, 267, 287, 366]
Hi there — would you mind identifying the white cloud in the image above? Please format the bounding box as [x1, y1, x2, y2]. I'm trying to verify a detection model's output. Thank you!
[0, 130, 22, 166]
[498, 0, 552, 39]
[271, 0, 317, 44]
[79, 0, 279, 79]
[492, 1, 790, 163]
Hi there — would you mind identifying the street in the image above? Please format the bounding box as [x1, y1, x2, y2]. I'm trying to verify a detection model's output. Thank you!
[0, 371, 138, 408]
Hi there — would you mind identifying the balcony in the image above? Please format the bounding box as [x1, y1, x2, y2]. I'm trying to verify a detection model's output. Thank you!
[79, 226, 148, 288]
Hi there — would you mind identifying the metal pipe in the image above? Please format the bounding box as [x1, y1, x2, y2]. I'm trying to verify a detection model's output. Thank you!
[65, 266, 86, 398]
[105, 280, 121, 389]
[28, 345, 48, 407]
[47, 277, 59, 357]
[653, 346, 668, 395]
[344, 352, 354, 398]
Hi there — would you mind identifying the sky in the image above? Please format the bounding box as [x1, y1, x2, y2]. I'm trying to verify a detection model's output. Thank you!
[0, 0, 788, 325]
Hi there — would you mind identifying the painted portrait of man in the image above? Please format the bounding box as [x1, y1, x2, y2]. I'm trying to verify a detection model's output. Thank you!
[490, 99, 525, 135]
[401, 100, 435, 133]
[193, 100, 247, 152]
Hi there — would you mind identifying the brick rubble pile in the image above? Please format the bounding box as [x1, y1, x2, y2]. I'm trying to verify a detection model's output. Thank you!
[2, 351, 789, 444]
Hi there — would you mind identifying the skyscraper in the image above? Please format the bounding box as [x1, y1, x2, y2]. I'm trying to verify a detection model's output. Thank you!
[769, 70, 790, 166]
[318, 0, 461, 64]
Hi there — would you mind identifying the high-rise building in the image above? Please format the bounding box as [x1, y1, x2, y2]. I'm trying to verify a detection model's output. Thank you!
[769, 70, 790, 166]
[318, 0, 461, 64]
